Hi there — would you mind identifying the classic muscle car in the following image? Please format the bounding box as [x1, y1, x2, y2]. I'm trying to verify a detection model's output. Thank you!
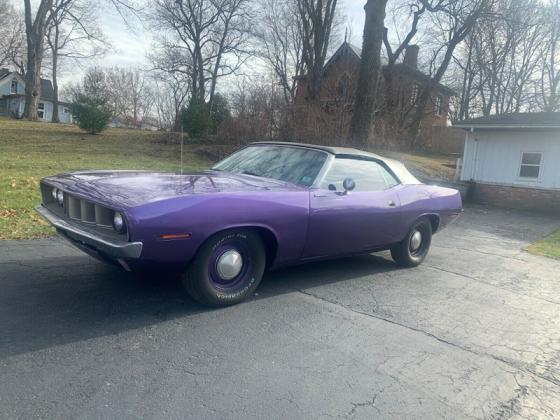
[37, 142, 462, 306]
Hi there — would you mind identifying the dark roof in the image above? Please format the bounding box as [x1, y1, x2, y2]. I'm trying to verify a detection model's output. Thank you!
[454, 112, 560, 129]
[0, 68, 10, 80]
[40, 78, 55, 101]
[295, 42, 455, 96]
[323, 42, 362, 70]
[386, 64, 456, 96]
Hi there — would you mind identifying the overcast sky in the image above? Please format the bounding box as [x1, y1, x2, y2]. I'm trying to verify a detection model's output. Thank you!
[17, 1, 366, 87]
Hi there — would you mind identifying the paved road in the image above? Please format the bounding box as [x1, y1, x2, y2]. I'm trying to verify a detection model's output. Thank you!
[1, 205, 560, 419]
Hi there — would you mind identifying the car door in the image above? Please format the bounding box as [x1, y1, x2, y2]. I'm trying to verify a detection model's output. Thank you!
[303, 157, 402, 259]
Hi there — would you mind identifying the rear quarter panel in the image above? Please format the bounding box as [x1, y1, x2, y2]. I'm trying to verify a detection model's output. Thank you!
[397, 184, 462, 239]
[126, 191, 310, 268]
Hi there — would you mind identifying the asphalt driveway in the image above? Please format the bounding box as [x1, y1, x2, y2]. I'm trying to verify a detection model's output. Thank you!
[1, 205, 560, 419]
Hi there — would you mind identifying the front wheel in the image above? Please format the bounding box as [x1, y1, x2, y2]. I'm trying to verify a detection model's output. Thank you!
[182, 229, 266, 307]
[391, 218, 432, 268]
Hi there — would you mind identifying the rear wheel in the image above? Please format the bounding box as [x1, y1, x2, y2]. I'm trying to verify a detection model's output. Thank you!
[182, 229, 266, 307]
[391, 218, 432, 267]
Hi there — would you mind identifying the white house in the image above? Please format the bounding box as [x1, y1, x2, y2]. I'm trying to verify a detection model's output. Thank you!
[0, 68, 73, 123]
[454, 112, 560, 212]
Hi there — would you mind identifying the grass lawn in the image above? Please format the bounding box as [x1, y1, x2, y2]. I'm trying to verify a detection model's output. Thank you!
[527, 230, 560, 260]
[0, 118, 212, 240]
[382, 150, 457, 181]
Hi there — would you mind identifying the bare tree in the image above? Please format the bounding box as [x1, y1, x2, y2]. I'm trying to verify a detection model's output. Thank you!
[450, 31, 477, 119]
[46, 0, 108, 122]
[348, 0, 389, 148]
[23, 0, 53, 120]
[148, 46, 193, 131]
[406, 0, 492, 143]
[254, 0, 304, 104]
[150, 71, 191, 131]
[23, 0, 138, 120]
[540, 0, 560, 112]
[448, 0, 547, 118]
[223, 74, 285, 142]
[105, 68, 151, 127]
[380, 1, 430, 139]
[297, 0, 339, 101]
[0, 0, 25, 70]
[472, 0, 543, 115]
[151, 0, 252, 109]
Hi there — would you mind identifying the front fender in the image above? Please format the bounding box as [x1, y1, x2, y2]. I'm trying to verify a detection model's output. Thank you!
[127, 191, 309, 266]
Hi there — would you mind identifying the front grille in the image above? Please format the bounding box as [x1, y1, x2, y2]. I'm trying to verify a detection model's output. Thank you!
[40, 182, 127, 238]
[65, 195, 114, 227]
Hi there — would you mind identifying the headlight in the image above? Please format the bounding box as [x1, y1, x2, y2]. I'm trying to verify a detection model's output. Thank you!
[56, 189, 64, 205]
[51, 187, 58, 200]
[113, 212, 125, 232]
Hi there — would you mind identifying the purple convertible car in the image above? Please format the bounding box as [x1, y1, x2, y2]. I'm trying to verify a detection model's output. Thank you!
[37, 142, 462, 306]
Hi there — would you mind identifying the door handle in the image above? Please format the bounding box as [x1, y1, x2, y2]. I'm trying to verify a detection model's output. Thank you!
[388, 200, 396, 207]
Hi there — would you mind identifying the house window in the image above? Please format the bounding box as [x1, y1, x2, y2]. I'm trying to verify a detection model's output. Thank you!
[336, 74, 351, 100]
[10, 78, 17, 94]
[519, 152, 542, 179]
[63, 107, 69, 114]
[37, 102, 45, 119]
[410, 84, 419, 104]
[435, 96, 443, 115]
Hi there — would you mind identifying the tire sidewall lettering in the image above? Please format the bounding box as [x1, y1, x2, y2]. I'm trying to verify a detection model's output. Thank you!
[208, 231, 256, 301]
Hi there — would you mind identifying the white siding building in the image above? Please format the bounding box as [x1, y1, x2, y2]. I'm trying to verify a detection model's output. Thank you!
[455, 113, 560, 212]
[0, 69, 73, 123]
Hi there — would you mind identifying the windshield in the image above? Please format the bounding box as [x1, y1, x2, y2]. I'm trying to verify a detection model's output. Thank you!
[213, 145, 328, 187]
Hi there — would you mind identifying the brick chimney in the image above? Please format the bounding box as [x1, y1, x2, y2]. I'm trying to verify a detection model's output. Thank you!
[403, 45, 419, 69]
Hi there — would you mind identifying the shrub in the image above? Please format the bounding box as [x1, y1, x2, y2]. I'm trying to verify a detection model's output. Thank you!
[71, 93, 113, 135]
[210, 93, 231, 130]
[183, 98, 212, 138]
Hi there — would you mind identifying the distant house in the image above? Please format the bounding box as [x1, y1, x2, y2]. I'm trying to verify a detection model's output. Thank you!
[293, 42, 455, 144]
[0, 68, 73, 123]
[455, 112, 560, 212]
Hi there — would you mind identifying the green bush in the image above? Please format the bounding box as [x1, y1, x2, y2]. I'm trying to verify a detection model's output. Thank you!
[71, 94, 113, 135]
[183, 98, 212, 138]
[210, 93, 231, 129]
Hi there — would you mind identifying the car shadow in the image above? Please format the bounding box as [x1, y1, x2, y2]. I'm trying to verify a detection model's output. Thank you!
[0, 252, 397, 359]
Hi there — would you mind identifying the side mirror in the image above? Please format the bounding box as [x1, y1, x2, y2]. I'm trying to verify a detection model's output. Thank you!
[342, 178, 356, 194]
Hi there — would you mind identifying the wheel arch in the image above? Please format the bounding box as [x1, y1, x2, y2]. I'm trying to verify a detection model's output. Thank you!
[418, 213, 441, 233]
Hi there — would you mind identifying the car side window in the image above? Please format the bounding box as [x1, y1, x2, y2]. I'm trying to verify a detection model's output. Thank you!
[320, 158, 399, 192]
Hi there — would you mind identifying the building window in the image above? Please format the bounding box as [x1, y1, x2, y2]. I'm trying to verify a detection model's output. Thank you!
[37, 102, 45, 119]
[519, 152, 542, 179]
[63, 107, 69, 114]
[336, 74, 352, 101]
[410, 84, 419, 104]
[10, 78, 17, 94]
[434, 96, 443, 115]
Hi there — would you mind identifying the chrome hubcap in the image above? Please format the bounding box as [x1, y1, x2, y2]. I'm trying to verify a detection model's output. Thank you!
[410, 230, 422, 252]
[216, 250, 243, 280]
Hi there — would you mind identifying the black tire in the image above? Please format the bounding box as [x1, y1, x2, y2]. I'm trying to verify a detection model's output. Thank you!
[391, 218, 432, 268]
[182, 229, 266, 307]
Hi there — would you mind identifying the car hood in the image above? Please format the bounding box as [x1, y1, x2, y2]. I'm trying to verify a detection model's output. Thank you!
[42, 170, 304, 208]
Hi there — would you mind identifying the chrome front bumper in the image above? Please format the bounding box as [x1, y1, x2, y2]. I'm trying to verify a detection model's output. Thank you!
[35, 205, 143, 259]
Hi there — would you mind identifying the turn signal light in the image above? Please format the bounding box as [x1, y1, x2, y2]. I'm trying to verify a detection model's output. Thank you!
[158, 233, 192, 240]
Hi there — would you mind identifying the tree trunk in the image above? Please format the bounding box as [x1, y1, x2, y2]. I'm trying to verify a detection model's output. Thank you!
[23, 0, 52, 121]
[51, 46, 60, 123]
[349, 0, 388, 149]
